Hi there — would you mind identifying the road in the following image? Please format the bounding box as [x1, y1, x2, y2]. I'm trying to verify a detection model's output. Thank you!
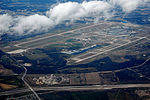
[114, 57, 150, 72]
[1, 48, 150, 98]
[22, 67, 41, 100]
[8, 55, 41, 100]
[1, 84, 150, 96]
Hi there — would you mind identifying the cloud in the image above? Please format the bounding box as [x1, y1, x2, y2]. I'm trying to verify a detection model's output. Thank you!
[0, 14, 13, 35]
[110, 0, 149, 13]
[0, 14, 54, 36]
[47, 1, 112, 24]
[0, 0, 149, 36]
[12, 14, 54, 35]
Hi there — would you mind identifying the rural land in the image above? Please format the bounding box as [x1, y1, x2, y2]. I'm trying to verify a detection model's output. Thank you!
[0, 0, 150, 100]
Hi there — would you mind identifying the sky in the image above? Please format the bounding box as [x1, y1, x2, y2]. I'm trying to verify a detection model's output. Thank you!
[0, 0, 149, 36]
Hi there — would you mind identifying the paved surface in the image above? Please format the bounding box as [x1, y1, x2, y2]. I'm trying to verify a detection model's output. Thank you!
[1, 84, 150, 96]
[74, 37, 146, 63]
[15, 23, 102, 47]
[22, 67, 41, 100]
[8, 55, 41, 100]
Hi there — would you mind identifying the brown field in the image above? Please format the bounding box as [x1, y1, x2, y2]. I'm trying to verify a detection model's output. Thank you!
[0, 83, 17, 90]
[85, 72, 100, 85]
[70, 74, 81, 85]
[79, 73, 86, 84]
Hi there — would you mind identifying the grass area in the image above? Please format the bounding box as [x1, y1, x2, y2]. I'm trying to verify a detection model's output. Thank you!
[26, 53, 49, 60]
[24, 49, 49, 60]
[65, 38, 77, 43]
[59, 67, 97, 73]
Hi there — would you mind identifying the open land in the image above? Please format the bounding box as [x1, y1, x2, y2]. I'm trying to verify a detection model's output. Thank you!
[1, 21, 150, 65]
[0, 21, 150, 100]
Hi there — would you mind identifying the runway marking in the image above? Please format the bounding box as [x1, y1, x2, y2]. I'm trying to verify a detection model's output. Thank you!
[15, 23, 103, 47]
[74, 37, 146, 63]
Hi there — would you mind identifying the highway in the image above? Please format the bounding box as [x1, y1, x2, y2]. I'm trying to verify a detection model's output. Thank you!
[8, 55, 41, 100]
[1, 84, 150, 96]
[2, 54, 149, 98]
[1, 41, 150, 98]
[22, 67, 41, 100]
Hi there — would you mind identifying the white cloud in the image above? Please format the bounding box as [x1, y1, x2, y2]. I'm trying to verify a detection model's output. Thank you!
[0, 0, 149, 36]
[47, 1, 112, 24]
[82, 1, 111, 13]
[47, 2, 85, 24]
[0, 14, 13, 35]
[12, 14, 54, 35]
[110, 0, 149, 13]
